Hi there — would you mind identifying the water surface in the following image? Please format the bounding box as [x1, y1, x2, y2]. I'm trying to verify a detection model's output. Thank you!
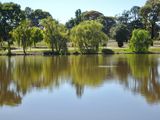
[0, 55, 160, 120]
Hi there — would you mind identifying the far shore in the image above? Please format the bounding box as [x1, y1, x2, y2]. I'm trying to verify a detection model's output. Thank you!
[1, 41, 160, 56]
[1, 47, 160, 56]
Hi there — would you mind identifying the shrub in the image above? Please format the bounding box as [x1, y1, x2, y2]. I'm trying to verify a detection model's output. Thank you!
[110, 24, 130, 47]
[70, 20, 108, 53]
[129, 29, 152, 52]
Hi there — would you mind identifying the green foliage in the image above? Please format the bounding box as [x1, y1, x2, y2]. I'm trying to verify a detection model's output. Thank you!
[10, 20, 32, 54]
[82, 10, 103, 20]
[97, 16, 116, 35]
[117, 6, 144, 38]
[128, 6, 144, 31]
[41, 17, 58, 52]
[41, 17, 68, 54]
[0, 2, 24, 54]
[140, 0, 160, 39]
[70, 20, 108, 53]
[30, 27, 44, 47]
[117, 10, 131, 24]
[52, 24, 68, 54]
[110, 24, 130, 47]
[24, 7, 51, 27]
[65, 9, 82, 29]
[66, 10, 116, 35]
[129, 29, 152, 52]
[146, 0, 160, 5]
[75, 9, 82, 25]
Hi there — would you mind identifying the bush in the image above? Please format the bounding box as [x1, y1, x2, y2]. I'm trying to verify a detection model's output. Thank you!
[110, 24, 130, 47]
[129, 29, 152, 52]
[70, 20, 108, 53]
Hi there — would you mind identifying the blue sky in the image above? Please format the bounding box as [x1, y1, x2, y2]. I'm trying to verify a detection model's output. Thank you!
[1, 0, 147, 23]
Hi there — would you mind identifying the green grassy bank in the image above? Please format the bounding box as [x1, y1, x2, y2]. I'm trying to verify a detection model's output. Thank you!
[1, 47, 160, 56]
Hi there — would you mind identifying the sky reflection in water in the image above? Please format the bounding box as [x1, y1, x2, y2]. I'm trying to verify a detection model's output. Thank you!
[0, 54, 160, 120]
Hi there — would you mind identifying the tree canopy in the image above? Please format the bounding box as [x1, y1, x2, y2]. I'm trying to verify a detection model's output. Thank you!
[129, 29, 152, 52]
[0, 2, 24, 54]
[10, 20, 32, 54]
[41, 17, 68, 54]
[110, 24, 130, 47]
[70, 20, 108, 53]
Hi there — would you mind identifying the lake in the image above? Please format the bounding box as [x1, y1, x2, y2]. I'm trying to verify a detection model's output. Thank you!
[0, 54, 160, 120]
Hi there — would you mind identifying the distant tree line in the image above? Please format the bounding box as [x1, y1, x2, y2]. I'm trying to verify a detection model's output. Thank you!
[0, 0, 160, 55]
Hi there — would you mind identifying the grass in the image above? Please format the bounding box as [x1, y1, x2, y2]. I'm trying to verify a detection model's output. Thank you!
[149, 47, 160, 53]
[1, 40, 160, 55]
[1, 47, 159, 56]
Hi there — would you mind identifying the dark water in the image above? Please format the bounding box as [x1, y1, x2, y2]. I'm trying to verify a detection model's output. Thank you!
[0, 55, 160, 120]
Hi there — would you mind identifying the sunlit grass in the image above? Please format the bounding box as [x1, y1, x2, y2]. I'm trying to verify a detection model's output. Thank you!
[1, 41, 160, 55]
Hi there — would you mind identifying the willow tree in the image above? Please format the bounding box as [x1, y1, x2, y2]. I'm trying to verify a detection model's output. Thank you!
[54, 24, 68, 54]
[11, 20, 32, 55]
[41, 17, 58, 52]
[30, 27, 44, 47]
[129, 29, 152, 52]
[70, 20, 108, 53]
[41, 17, 68, 54]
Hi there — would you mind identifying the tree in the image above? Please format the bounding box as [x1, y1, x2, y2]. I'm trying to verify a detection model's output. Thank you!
[54, 24, 68, 54]
[24, 7, 33, 20]
[130, 6, 141, 21]
[65, 18, 76, 29]
[117, 10, 131, 24]
[0, 2, 24, 55]
[116, 6, 144, 35]
[75, 9, 82, 25]
[97, 16, 116, 35]
[128, 6, 144, 31]
[30, 27, 43, 47]
[82, 10, 103, 20]
[146, 0, 160, 5]
[24, 8, 51, 27]
[41, 17, 58, 53]
[140, 0, 160, 39]
[10, 20, 32, 54]
[110, 24, 130, 47]
[129, 29, 152, 52]
[41, 17, 68, 54]
[66, 10, 115, 36]
[70, 20, 108, 53]
[66, 10, 104, 29]
[0, 36, 3, 49]
[66, 9, 82, 29]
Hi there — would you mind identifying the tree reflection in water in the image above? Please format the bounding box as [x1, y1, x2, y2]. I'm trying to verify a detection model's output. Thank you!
[0, 54, 160, 106]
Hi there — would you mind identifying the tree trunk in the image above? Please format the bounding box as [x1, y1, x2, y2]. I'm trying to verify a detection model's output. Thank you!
[51, 42, 54, 53]
[151, 22, 155, 40]
[23, 45, 26, 55]
[34, 42, 36, 48]
[7, 41, 11, 55]
[23, 49, 26, 55]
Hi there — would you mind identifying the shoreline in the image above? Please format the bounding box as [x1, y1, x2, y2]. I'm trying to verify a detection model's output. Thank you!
[1, 48, 160, 56]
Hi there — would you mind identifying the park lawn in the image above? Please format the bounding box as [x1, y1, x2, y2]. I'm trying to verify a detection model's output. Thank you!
[149, 47, 160, 53]
[1, 40, 160, 55]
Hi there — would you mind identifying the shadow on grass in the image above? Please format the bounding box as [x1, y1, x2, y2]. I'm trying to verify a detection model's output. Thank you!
[134, 51, 154, 54]
[102, 49, 115, 54]
[43, 51, 71, 56]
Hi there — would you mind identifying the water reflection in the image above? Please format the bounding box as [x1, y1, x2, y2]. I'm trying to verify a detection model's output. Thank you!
[0, 54, 160, 106]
